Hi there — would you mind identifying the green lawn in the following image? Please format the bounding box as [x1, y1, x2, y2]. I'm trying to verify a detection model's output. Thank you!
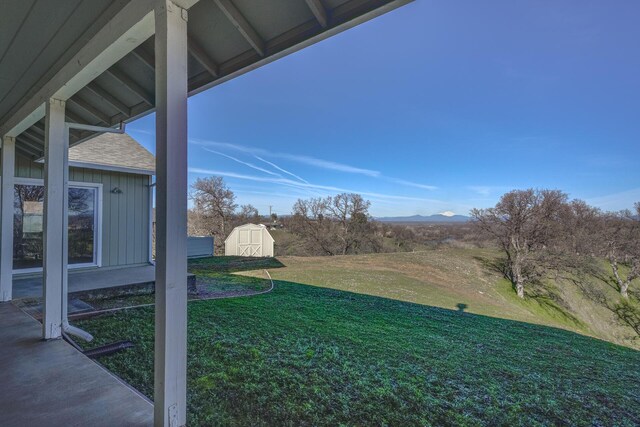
[75, 260, 640, 426]
[243, 250, 640, 348]
[188, 256, 281, 298]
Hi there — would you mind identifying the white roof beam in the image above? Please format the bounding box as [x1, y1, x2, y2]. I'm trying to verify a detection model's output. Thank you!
[85, 82, 132, 117]
[21, 129, 43, 144]
[68, 98, 112, 125]
[16, 141, 42, 158]
[16, 136, 43, 156]
[131, 47, 156, 72]
[213, 0, 265, 56]
[18, 144, 42, 159]
[64, 109, 87, 125]
[188, 35, 219, 77]
[305, 0, 329, 28]
[3, 104, 46, 140]
[105, 67, 155, 105]
[0, 0, 157, 138]
[67, 122, 124, 133]
[31, 122, 45, 134]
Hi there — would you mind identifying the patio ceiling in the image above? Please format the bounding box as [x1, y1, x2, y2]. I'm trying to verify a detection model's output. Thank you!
[0, 0, 411, 160]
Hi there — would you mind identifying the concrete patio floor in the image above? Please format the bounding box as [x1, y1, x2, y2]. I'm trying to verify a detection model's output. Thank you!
[12, 264, 156, 299]
[0, 302, 152, 426]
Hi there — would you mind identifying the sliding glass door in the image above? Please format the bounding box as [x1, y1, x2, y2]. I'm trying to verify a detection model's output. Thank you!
[13, 180, 100, 271]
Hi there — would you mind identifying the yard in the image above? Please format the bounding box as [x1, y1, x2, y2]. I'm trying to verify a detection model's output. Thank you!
[74, 256, 640, 426]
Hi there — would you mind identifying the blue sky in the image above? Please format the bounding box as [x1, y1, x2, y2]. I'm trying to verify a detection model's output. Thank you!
[129, 0, 640, 217]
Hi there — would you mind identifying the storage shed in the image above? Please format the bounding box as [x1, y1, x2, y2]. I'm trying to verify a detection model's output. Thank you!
[225, 224, 275, 257]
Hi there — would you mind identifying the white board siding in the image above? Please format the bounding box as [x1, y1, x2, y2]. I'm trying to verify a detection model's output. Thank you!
[225, 224, 274, 257]
[11, 153, 151, 268]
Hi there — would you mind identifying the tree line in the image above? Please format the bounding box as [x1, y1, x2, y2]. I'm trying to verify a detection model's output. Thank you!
[188, 177, 271, 253]
[472, 189, 639, 300]
[188, 176, 381, 256]
[188, 176, 639, 307]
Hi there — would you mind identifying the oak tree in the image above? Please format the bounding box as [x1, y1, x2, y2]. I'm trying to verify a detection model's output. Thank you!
[471, 189, 568, 298]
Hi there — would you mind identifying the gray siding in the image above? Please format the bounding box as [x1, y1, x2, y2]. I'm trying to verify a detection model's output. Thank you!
[187, 236, 214, 258]
[12, 153, 151, 268]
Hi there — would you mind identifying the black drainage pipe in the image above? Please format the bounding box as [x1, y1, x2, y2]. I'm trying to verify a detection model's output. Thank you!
[83, 341, 134, 358]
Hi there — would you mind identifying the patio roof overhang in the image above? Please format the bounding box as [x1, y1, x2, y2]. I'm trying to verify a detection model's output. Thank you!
[0, 1, 413, 425]
[0, 0, 412, 159]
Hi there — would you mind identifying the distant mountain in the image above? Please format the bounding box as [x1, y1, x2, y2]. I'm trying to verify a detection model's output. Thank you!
[376, 214, 471, 223]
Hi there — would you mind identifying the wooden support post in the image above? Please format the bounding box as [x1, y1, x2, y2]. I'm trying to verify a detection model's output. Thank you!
[42, 98, 68, 340]
[154, 1, 188, 426]
[0, 136, 15, 301]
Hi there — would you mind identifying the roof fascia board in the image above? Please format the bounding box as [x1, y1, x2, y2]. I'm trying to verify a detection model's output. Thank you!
[0, 0, 159, 138]
[34, 157, 155, 175]
[69, 161, 155, 175]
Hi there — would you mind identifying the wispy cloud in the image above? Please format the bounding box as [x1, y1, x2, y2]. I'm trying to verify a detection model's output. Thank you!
[253, 155, 309, 184]
[389, 178, 437, 191]
[127, 127, 154, 136]
[468, 186, 492, 196]
[586, 187, 640, 212]
[467, 185, 516, 196]
[282, 154, 380, 177]
[203, 149, 282, 178]
[188, 167, 444, 204]
[191, 139, 380, 177]
[191, 139, 438, 191]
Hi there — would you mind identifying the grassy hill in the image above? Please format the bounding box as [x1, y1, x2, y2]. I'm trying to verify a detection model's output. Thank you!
[241, 248, 639, 349]
[71, 252, 640, 425]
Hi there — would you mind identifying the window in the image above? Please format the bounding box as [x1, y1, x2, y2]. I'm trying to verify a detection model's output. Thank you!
[13, 180, 101, 271]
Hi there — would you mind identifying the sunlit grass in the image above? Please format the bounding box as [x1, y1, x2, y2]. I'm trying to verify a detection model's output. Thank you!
[75, 276, 640, 426]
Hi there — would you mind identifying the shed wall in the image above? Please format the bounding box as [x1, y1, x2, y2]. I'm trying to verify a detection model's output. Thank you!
[225, 225, 274, 257]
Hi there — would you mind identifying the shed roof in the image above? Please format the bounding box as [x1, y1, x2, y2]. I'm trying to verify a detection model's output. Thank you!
[225, 223, 275, 243]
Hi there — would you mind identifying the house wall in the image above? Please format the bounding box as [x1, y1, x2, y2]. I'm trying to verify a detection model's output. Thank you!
[10, 153, 151, 268]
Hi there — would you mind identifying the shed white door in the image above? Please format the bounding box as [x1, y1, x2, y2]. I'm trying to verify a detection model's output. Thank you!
[237, 228, 263, 256]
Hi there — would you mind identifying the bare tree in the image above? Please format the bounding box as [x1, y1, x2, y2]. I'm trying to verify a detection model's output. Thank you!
[290, 197, 336, 255]
[384, 224, 417, 250]
[290, 193, 380, 256]
[561, 200, 601, 256]
[189, 177, 237, 253]
[471, 189, 568, 298]
[326, 193, 373, 255]
[596, 204, 640, 298]
[237, 204, 260, 224]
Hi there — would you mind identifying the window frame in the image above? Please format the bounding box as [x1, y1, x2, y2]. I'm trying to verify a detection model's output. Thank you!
[12, 177, 103, 273]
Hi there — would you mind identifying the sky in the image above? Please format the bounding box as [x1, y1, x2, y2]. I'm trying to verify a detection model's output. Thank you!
[128, 0, 640, 218]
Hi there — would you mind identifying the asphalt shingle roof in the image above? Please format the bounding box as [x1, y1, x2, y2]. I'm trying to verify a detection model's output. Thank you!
[69, 132, 154, 174]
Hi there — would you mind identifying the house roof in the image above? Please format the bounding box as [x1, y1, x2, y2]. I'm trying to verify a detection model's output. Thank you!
[68, 132, 155, 175]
